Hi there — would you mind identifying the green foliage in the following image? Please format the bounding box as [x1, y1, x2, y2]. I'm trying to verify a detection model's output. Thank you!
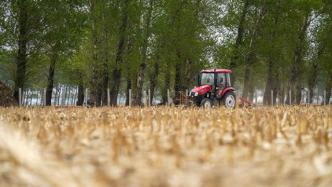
[0, 0, 331, 101]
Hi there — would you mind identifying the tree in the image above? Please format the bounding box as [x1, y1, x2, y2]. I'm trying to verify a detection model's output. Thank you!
[133, 0, 154, 106]
[109, 0, 131, 106]
[1, 0, 331, 107]
[319, 0, 332, 104]
[0, 0, 41, 102]
[41, 0, 87, 106]
[229, 0, 250, 86]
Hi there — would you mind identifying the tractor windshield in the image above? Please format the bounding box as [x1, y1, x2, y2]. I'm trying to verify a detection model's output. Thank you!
[199, 73, 214, 86]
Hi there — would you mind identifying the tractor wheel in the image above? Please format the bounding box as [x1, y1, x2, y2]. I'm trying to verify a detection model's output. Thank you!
[222, 92, 236, 109]
[201, 98, 213, 108]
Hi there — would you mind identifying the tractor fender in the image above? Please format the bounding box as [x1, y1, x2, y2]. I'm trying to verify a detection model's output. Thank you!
[219, 87, 236, 98]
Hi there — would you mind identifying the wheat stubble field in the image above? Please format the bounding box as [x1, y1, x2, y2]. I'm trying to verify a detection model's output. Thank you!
[0, 106, 331, 187]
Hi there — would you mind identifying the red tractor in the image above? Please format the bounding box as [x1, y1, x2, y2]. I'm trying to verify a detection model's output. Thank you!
[189, 69, 236, 108]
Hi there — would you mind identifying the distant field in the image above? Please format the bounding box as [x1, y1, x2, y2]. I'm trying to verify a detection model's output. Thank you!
[0, 106, 331, 187]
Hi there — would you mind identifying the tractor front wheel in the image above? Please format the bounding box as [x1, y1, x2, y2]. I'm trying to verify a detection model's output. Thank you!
[222, 92, 236, 109]
[201, 98, 213, 108]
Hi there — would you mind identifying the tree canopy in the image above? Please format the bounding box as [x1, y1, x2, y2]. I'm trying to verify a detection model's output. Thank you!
[0, 0, 331, 105]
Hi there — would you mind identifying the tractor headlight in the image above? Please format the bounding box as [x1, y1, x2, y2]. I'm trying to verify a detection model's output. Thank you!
[190, 91, 199, 97]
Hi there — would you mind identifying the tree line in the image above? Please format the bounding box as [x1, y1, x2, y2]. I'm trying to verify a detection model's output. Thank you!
[0, 0, 331, 106]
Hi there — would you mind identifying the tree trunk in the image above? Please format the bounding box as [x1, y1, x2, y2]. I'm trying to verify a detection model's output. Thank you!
[64, 86, 68, 105]
[263, 59, 275, 105]
[126, 74, 132, 106]
[280, 84, 286, 104]
[149, 61, 159, 105]
[134, 0, 154, 106]
[184, 58, 194, 89]
[162, 67, 171, 104]
[242, 64, 252, 99]
[125, 78, 131, 106]
[274, 70, 281, 104]
[174, 49, 188, 105]
[110, 69, 121, 106]
[46, 55, 57, 106]
[174, 59, 185, 105]
[90, 60, 102, 106]
[174, 61, 182, 93]
[263, 59, 278, 105]
[135, 63, 147, 106]
[77, 82, 84, 106]
[308, 45, 324, 103]
[308, 80, 316, 103]
[13, 0, 28, 102]
[101, 71, 109, 106]
[109, 0, 130, 106]
[248, 79, 255, 102]
[101, 57, 109, 106]
[325, 72, 332, 105]
[229, 0, 250, 86]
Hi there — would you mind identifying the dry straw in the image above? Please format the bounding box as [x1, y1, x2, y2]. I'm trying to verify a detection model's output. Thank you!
[0, 106, 331, 187]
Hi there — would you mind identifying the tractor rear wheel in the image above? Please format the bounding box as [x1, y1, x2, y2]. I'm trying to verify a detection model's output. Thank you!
[222, 92, 236, 109]
[201, 98, 213, 108]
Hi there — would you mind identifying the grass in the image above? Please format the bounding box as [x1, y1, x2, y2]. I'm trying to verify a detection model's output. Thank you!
[0, 106, 331, 187]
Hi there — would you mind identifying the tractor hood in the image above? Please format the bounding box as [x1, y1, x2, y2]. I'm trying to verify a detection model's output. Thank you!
[191, 85, 212, 95]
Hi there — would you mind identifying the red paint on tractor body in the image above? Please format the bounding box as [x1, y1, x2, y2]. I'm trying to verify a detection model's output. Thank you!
[191, 85, 213, 95]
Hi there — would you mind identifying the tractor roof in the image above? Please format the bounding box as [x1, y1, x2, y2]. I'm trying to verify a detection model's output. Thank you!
[201, 69, 232, 74]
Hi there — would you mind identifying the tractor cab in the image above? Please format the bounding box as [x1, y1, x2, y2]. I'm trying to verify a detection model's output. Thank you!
[190, 69, 236, 108]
